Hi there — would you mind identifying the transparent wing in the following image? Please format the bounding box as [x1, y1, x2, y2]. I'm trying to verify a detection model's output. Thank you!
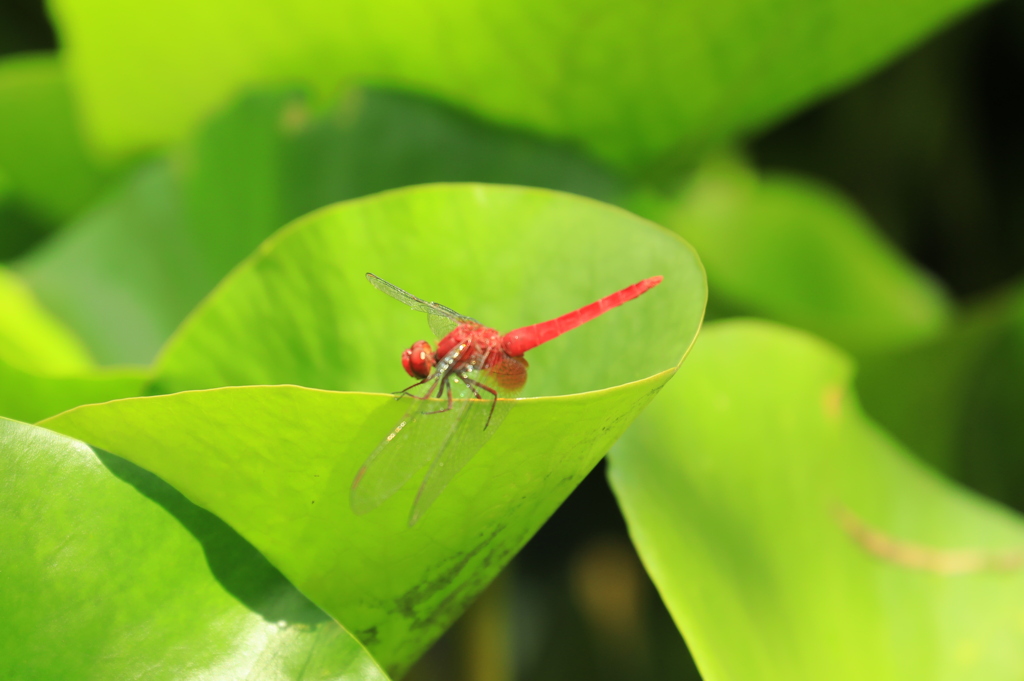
[350, 376, 472, 516]
[366, 272, 478, 339]
[351, 337, 478, 516]
[408, 358, 527, 525]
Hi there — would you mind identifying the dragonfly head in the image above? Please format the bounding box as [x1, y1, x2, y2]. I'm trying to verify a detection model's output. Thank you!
[402, 340, 435, 379]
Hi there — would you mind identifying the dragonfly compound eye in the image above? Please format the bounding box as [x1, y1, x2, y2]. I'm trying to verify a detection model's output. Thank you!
[401, 340, 436, 379]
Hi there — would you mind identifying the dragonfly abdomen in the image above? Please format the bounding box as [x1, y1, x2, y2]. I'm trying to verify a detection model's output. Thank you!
[501, 276, 663, 356]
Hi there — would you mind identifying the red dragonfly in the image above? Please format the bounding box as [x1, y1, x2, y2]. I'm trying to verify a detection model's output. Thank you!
[351, 272, 663, 525]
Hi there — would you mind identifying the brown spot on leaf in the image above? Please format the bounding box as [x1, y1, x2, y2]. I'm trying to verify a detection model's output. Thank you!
[394, 525, 505, 629]
[355, 626, 378, 646]
[279, 100, 310, 133]
[821, 384, 844, 420]
[835, 505, 1024, 574]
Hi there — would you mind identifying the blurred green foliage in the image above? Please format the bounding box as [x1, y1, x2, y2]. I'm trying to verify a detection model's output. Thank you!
[613, 320, 1024, 681]
[631, 153, 952, 356]
[859, 288, 1024, 511]
[0, 264, 146, 422]
[2, 0, 1024, 679]
[48, 0, 992, 169]
[0, 53, 111, 223]
[16, 89, 620, 364]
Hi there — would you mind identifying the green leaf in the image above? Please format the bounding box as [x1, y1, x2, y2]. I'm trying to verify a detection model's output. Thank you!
[43, 183, 706, 675]
[154, 183, 698, 395]
[0, 417, 390, 680]
[634, 154, 951, 355]
[609, 320, 1024, 680]
[0, 167, 51, 261]
[952, 297, 1024, 511]
[0, 360, 147, 424]
[0, 264, 92, 373]
[50, 0, 990, 168]
[0, 265, 146, 422]
[17, 161, 195, 364]
[41, 385, 659, 677]
[0, 52, 110, 223]
[17, 88, 619, 365]
[858, 286, 1024, 510]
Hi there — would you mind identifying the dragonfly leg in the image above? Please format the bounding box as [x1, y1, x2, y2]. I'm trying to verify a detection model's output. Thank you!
[463, 376, 499, 429]
[463, 378, 483, 401]
[394, 376, 431, 400]
[423, 377, 455, 416]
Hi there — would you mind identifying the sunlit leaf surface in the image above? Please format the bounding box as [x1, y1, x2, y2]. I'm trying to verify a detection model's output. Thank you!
[43, 183, 706, 675]
[51, 0, 990, 168]
[610, 320, 1024, 680]
[153, 183, 698, 397]
[0, 417, 390, 680]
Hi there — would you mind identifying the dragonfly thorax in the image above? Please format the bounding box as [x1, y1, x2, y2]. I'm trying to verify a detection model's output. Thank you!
[434, 323, 504, 372]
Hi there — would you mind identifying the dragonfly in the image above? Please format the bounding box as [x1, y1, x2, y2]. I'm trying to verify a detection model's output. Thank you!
[351, 272, 663, 525]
